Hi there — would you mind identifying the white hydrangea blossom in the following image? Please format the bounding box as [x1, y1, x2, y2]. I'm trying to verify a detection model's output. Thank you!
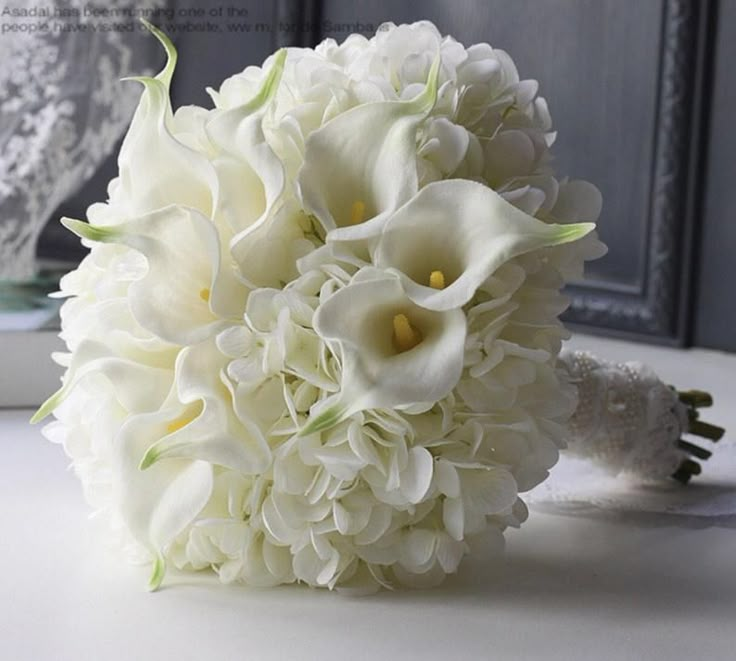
[38, 20, 605, 592]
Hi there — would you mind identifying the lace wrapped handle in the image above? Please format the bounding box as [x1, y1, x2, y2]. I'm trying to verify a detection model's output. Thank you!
[559, 350, 725, 483]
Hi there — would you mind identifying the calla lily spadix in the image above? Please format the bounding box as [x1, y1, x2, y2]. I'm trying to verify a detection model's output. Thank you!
[374, 179, 595, 311]
[301, 273, 466, 436]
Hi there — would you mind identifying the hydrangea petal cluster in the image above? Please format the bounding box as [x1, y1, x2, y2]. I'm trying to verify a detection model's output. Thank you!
[37, 20, 605, 592]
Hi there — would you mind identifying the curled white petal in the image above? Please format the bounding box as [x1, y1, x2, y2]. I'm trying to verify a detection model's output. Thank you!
[303, 273, 466, 433]
[297, 56, 440, 242]
[140, 339, 271, 475]
[117, 26, 218, 219]
[63, 206, 240, 345]
[374, 179, 595, 311]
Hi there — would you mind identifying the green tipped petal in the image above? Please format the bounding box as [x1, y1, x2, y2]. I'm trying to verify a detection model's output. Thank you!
[30, 386, 68, 424]
[147, 554, 166, 592]
[299, 404, 348, 437]
[61, 217, 118, 243]
[248, 48, 287, 110]
[139, 432, 269, 475]
[552, 222, 596, 245]
[409, 52, 440, 114]
[139, 447, 160, 471]
[204, 48, 288, 156]
[140, 19, 178, 88]
[118, 74, 169, 116]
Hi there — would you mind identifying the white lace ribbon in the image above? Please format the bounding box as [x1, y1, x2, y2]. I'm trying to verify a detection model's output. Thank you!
[524, 349, 734, 521]
[559, 349, 690, 480]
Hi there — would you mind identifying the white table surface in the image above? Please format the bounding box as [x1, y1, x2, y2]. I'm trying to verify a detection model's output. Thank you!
[2, 334, 735, 661]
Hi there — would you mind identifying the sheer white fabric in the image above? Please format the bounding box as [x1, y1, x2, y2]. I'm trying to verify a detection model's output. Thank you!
[0, 0, 165, 280]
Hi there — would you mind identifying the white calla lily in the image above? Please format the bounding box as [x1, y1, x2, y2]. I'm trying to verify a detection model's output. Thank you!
[113, 407, 214, 590]
[301, 273, 466, 435]
[139, 338, 271, 475]
[118, 21, 218, 218]
[374, 179, 595, 311]
[205, 50, 296, 288]
[297, 56, 439, 242]
[62, 205, 242, 345]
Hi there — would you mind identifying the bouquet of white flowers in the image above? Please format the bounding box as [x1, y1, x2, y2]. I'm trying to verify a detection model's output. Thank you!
[33, 20, 723, 592]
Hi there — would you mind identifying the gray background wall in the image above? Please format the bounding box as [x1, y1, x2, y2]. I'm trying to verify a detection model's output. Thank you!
[694, 0, 736, 351]
[46, 0, 735, 351]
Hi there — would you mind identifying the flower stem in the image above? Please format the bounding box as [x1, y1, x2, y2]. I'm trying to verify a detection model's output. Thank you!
[670, 387, 726, 484]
